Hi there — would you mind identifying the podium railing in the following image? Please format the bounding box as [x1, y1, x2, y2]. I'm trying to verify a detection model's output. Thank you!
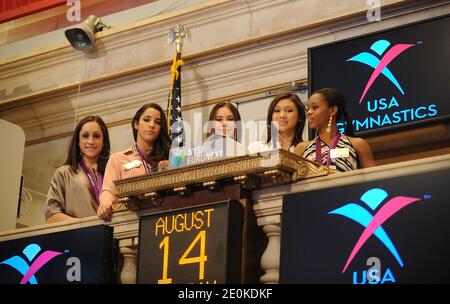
[113, 149, 331, 211]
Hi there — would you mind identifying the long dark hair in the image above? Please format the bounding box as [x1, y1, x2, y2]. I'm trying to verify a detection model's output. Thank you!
[266, 92, 306, 146]
[64, 116, 110, 174]
[207, 102, 242, 142]
[132, 103, 171, 167]
[314, 88, 355, 136]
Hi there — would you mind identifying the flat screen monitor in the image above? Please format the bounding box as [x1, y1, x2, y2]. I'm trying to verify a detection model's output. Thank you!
[0, 225, 113, 284]
[308, 15, 450, 136]
[280, 168, 450, 284]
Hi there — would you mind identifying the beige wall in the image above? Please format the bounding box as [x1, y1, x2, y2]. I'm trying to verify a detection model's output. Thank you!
[1, 0, 449, 227]
[0, 0, 207, 60]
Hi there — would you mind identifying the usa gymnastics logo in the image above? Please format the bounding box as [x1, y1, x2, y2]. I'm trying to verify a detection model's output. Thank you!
[347, 39, 415, 103]
[329, 188, 421, 273]
[0, 243, 62, 284]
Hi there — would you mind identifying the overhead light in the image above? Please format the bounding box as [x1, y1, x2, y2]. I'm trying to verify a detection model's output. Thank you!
[65, 15, 110, 52]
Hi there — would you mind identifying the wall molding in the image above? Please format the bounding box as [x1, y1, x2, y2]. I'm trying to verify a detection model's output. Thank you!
[0, 0, 448, 145]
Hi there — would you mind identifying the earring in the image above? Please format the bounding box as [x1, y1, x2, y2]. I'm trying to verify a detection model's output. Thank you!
[326, 115, 332, 133]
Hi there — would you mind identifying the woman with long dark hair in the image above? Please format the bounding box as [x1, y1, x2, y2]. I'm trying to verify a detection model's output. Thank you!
[206, 102, 241, 141]
[44, 116, 110, 223]
[295, 88, 375, 171]
[97, 103, 171, 221]
[248, 92, 306, 153]
[266, 92, 306, 152]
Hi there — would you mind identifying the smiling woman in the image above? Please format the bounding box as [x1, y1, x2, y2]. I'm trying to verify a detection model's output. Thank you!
[97, 103, 171, 221]
[267, 93, 306, 152]
[44, 115, 110, 223]
[247, 93, 306, 154]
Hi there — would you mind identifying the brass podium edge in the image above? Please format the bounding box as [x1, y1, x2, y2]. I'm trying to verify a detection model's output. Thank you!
[114, 150, 330, 202]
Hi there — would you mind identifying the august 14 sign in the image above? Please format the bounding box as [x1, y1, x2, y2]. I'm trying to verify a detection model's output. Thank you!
[138, 200, 243, 284]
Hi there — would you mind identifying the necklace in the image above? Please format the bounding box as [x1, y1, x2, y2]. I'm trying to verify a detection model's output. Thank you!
[80, 160, 103, 204]
[315, 132, 341, 167]
[134, 144, 151, 174]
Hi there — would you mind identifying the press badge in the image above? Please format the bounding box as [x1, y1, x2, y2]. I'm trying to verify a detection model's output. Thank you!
[330, 147, 350, 159]
[123, 159, 142, 170]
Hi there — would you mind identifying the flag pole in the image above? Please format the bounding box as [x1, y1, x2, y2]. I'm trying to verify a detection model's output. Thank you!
[167, 25, 187, 134]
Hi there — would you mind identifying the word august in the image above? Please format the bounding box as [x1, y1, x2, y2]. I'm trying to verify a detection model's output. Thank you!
[352, 96, 438, 131]
[154, 209, 215, 236]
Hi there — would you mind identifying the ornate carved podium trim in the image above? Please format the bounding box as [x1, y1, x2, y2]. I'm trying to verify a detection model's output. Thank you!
[113, 150, 330, 210]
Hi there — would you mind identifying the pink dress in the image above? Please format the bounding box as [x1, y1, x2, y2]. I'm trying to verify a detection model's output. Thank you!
[100, 147, 148, 204]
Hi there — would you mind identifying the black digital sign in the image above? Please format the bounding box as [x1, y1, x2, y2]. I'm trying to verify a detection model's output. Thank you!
[0, 224, 113, 284]
[309, 15, 450, 136]
[280, 169, 450, 284]
[138, 200, 243, 284]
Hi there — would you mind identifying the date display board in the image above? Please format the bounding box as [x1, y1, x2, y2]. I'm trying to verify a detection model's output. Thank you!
[138, 200, 243, 284]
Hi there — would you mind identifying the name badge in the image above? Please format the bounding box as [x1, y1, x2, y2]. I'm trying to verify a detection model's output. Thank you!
[330, 148, 350, 159]
[123, 159, 142, 170]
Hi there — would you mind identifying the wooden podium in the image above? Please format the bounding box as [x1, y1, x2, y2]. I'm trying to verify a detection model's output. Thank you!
[112, 150, 330, 283]
[113, 150, 330, 211]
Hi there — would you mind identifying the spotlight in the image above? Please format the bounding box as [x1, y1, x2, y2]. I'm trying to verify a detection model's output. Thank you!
[65, 15, 109, 52]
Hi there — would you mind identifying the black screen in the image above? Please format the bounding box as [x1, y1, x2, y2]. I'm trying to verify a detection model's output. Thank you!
[0, 225, 113, 284]
[138, 200, 243, 284]
[280, 169, 450, 284]
[309, 15, 450, 136]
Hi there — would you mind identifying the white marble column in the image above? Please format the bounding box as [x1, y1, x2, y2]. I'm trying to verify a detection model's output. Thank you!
[253, 196, 283, 284]
[118, 238, 138, 284]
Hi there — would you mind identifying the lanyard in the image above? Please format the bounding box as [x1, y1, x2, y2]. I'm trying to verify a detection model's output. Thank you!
[135, 144, 151, 174]
[80, 160, 103, 204]
[315, 132, 341, 167]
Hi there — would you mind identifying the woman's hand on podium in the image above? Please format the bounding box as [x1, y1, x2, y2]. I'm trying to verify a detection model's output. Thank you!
[97, 195, 114, 221]
[158, 160, 169, 169]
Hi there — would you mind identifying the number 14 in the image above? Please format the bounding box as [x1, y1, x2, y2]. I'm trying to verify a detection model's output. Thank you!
[158, 230, 207, 284]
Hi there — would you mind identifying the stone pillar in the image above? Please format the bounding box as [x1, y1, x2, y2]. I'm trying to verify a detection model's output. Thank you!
[253, 196, 283, 284]
[118, 238, 138, 284]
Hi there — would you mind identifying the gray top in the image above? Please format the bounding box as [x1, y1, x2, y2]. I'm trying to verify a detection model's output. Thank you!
[44, 165, 98, 221]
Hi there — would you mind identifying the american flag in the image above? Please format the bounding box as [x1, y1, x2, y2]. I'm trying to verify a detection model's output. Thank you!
[167, 52, 185, 148]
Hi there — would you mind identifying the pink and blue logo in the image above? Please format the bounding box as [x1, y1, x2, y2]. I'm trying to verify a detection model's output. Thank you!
[0, 243, 62, 284]
[329, 188, 421, 273]
[347, 39, 415, 103]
